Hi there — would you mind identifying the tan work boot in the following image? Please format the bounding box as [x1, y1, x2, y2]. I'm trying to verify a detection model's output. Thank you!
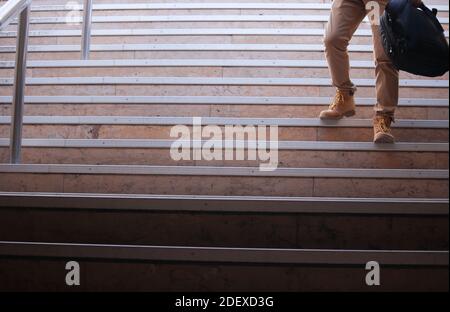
[319, 90, 356, 120]
[373, 113, 395, 144]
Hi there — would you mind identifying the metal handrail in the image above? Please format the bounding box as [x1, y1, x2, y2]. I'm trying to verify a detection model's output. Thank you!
[0, 0, 93, 163]
[0, 0, 31, 164]
[81, 0, 93, 60]
[0, 0, 30, 28]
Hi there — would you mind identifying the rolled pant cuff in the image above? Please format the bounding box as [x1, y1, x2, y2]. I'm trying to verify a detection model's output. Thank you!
[336, 84, 357, 95]
[374, 108, 396, 120]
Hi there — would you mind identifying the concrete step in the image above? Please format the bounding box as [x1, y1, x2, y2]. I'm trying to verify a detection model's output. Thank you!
[0, 127, 446, 143]
[0, 164, 447, 198]
[0, 77, 447, 99]
[0, 241, 447, 291]
[0, 22, 386, 34]
[28, 2, 340, 11]
[0, 96, 448, 120]
[10, 21, 449, 39]
[25, 0, 449, 4]
[24, 2, 449, 14]
[1, 59, 448, 81]
[13, 14, 447, 26]
[0, 139, 447, 169]
[0, 42, 429, 55]
[2, 43, 450, 62]
[1, 34, 388, 46]
[1, 76, 442, 88]
[2, 20, 446, 40]
[0, 116, 447, 142]
[1, 0, 448, 293]
[1, 29, 448, 49]
[2, 27, 448, 39]
[0, 193, 447, 250]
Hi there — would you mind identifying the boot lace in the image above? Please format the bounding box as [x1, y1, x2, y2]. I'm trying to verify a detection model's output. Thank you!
[330, 90, 346, 110]
[375, 116, 393, 133]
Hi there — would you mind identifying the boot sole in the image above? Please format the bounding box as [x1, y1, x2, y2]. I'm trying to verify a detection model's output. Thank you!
[374, 134, 395, 144]
[319, 110, 356, 120]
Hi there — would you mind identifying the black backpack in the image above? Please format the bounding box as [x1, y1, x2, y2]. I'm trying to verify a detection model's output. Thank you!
[380, 0, 449, 77]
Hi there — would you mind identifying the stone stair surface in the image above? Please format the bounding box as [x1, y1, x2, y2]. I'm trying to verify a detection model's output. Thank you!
[0, 0, 448, 291]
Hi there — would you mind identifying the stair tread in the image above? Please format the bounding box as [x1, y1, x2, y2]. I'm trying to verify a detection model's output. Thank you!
[1, 43, 449, 52]
[0, 76, 446, 88]
[15, 14, 448, 24]
[0, 164, 448, 179]
[0, 95, 448, 107]
[2, 191, 447, 202]
[1, 29, 448, 38]
[0, 138, 448, 152]
[0, 191, 447, 215]
[15, 14, 372, 22]
[0, 59, 392, 68]
[0, 240, 448, 265]
[28, 2, 450, 11]
[0, 0, 448, 292]
[0, 116, 447, 128]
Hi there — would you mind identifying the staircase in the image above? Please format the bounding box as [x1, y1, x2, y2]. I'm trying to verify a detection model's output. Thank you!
[0, 0, 448, 291]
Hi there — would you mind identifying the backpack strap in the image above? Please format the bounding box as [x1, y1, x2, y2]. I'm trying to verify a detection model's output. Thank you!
[418, 3, 444, 32]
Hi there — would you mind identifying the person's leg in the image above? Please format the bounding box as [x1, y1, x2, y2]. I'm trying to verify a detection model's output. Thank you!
[365, 0, 400, 143]
[320, 0, 367, 120]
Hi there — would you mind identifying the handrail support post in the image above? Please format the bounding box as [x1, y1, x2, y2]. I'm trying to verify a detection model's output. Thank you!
[9, 5, 30, 164]
[81, 0, 93, 60]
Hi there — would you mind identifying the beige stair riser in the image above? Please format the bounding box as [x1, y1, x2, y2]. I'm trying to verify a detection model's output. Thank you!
[0, 125, 448, 143]
[25, 5, 442, 17]
[1, 67, 448, 81]
[0, 85, 447, 99]
[23, 0, 450, 5]
[35, 9, 386, 16]
[20, 2, 448, 15]
[4, 21, 335, 31]
[0, 35, 428, 48]
[0, 209, 447, 250]
[20, 20, 441, 30]
[0, 42, 341, 52]
[0, 148, 447, 169]
[0, 257, 447, 291]
[16, 10, 422, 22]
[2, 24, 447, 40]
[0, 51, 135, 61]
[0, 173, 447, 198]
[25, 0, 450, 6]
[20, 10, 338, 17]
[1, 104, 447, 120]
[0, 51, 417, 61]
[0, 35, 397, 45]
[0, 0, 446, 294]
[9, 21, 335, 29]
[5, 18, 447, 29]
[18, 13, 446, 24]
[0, 125, 448, 142]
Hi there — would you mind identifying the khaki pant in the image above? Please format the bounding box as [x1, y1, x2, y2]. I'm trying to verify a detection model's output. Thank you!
[324, 0, 399, 115]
